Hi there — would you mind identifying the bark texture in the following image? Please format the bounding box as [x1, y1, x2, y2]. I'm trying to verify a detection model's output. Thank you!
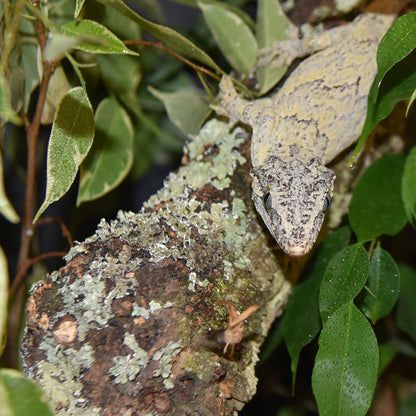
[21, 119, 304, 415]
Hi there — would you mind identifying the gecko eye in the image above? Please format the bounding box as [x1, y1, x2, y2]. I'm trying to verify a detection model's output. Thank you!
[263, 191, 272, 210]
[323, 192, 332, 212]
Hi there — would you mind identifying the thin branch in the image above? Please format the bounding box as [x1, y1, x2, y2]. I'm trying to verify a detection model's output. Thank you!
[36, 216, 74, 247]
[124, 40, 221, 82]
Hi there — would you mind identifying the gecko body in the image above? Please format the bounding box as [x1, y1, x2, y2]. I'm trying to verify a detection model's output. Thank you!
[215, 14, 394, 256]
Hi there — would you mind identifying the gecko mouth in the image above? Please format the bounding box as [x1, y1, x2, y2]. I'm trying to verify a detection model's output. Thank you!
[281, 243, 311, 257]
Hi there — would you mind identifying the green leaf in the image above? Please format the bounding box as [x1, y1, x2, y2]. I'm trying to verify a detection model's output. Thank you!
[74, 0, 85, 18]
[198, 1, 257, 75]
[61, 19, 139, 55]
[40, 65, 72, 125]
[172, 0, 255, 30]
[399, 393, 416, 416]
[402, 147, 416, 227]
[356, 245, 400, 322]
[407, 87, 416, 115]
[0, 245, 8, 356]
[20, 42, 40, 112]
[319, 244, 369, 321]
[283, 227, 350, 382]
[149, 86, 210, 136]
[96, 0, 222, 73]
[77, 97, 133, 205]
[372, 12, 416, 102]
[0, 369, 54, 416]
[34, 87, 94, 222]
[98, 54, 142, 94]
[350, 48, 416, 163]
[312, 302, 379, 416]
[397, 263, 416, 343]
[256, 0, 295, 93]
[378, 342, 397, 375]
[0, 151, 19, 223]
[349, 154, 407, 243]
[0, 72, 21, 125]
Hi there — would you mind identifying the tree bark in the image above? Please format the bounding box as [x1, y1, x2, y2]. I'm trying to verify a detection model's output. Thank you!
[21, 119, 306, 415]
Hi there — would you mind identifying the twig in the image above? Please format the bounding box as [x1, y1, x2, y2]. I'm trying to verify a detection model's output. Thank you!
[124, 40, 221, 83]
[35, 216, 74, 247]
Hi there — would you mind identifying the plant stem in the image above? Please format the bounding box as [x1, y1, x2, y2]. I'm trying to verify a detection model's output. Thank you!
[6, 0, 55, 366]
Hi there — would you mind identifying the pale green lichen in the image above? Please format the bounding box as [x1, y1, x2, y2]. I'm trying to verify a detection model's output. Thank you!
[109, 333, 149, 384]
[35, 341, 98, 415]
[152, 341, 182, 380]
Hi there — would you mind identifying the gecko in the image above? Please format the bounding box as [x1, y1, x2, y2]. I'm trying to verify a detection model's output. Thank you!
[214, 13, 395, 257]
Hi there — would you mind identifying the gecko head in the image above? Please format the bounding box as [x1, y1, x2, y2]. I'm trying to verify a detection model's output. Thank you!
[251, 156, 335, 257]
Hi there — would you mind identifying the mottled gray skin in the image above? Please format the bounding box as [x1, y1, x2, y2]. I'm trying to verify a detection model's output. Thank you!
[215, 14, 394, 256]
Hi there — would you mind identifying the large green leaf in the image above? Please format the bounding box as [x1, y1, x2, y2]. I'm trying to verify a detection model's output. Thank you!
[282, 227, 350, 383]
[312, 302, 378, 416]
[0, 245, 8, 356]
[356, 245, 400, 322]
[198, 1, 257, 75]
[402, 146, 416, 228]
[397, 263, 416, 343]
[349, 154, 407, 243]
[319, 244, 369, 321]
[34, 87, 94, 222]
[61, 19, 139, 55]
[255, 0, 295, 93]
[0, 369, 54, 416]
[96, 0, 222, 73]
[77, 97, 133, 205]
[149, 86, 210, 136]
[372, 12, 416, 102]
[350, 13, 416, 162]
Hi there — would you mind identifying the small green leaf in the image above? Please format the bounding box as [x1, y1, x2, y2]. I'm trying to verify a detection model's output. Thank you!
[397, 263, 416, 343]
[61, 19, 139, 55]
[349, 154, 407, 243]
[283, 227, 350, 381]
[0, 245, 8, 356]
[312, 302, 379, 416]
[256, 0, 295, 93]
[198, 1, 257, 75]
[0, 72, 21, 125]
[149, 86, 210, 135]
[21, 42, 40, 112]
[0, 369, 54, 416]
[96, 0, 221, 72]
[402, 147, 416, 227]
[378, 342, 397, 375]
[0, 151, 19, 223]
[77, 97, 133, 205]
[74, 0, 85, 18]
[319, 244, 369, 321]
[356, 245, 400, 322]
[34, 87, 94, 222]
[407, 87, 416, 115]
